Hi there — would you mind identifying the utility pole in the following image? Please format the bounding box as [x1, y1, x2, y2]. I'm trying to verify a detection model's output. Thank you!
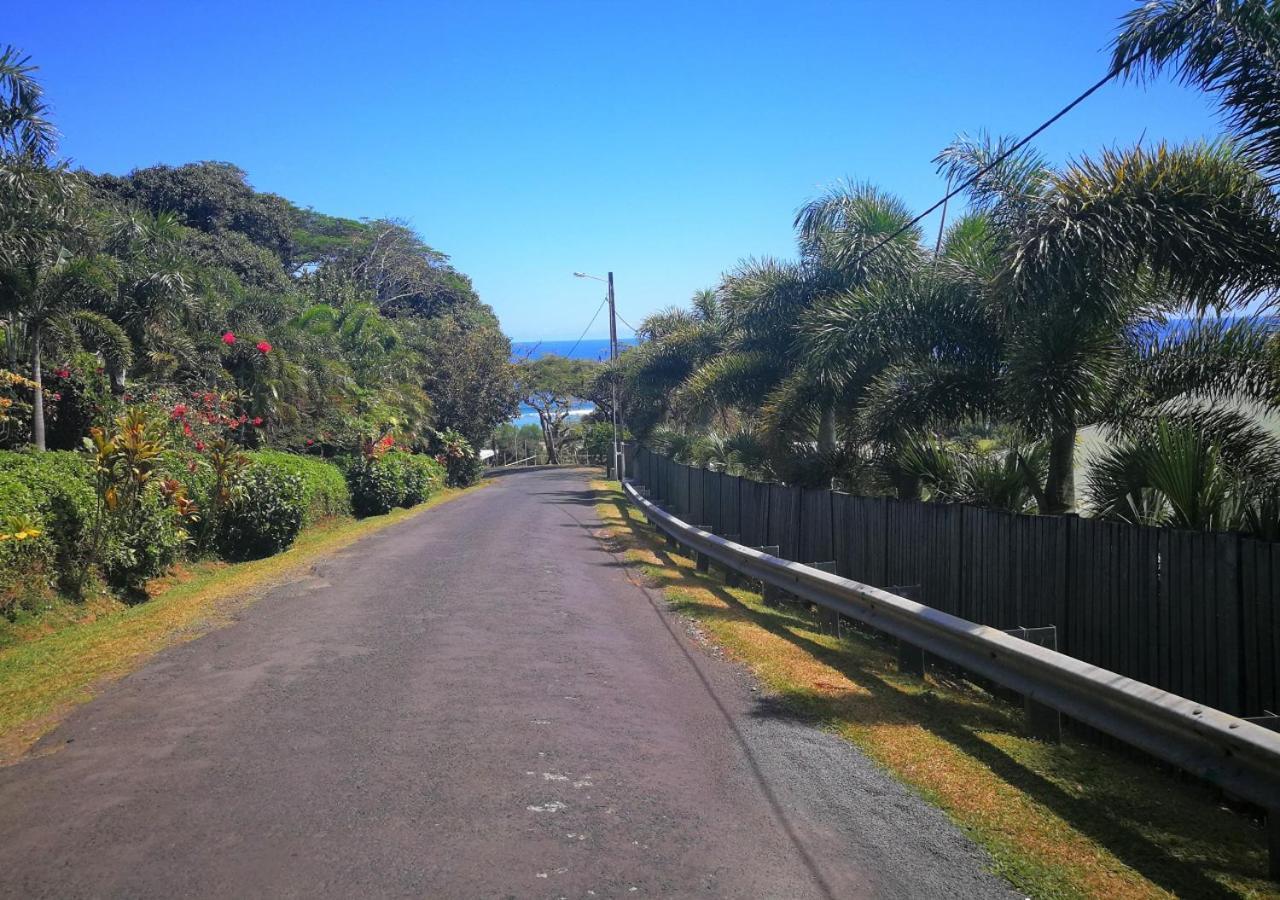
[606, 272, 624, 482]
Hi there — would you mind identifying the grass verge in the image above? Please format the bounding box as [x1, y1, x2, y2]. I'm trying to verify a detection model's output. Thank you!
[591, 479, 1276, 900]
[0, 483, 484, 762]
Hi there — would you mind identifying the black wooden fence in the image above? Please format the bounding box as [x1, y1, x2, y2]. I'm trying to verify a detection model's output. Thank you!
[627, 446, 1280, 718]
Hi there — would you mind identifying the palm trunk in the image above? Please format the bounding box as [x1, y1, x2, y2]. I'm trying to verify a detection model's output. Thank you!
[1042, 428, 1076, 514]
[31, 324, 45, 451]
[817, 403, 837, 455]
[893, 472, 922, 501]
[5, 314, 17, 374]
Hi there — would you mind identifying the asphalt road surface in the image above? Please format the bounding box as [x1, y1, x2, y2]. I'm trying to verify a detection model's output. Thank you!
[0, 468, 1011, 899]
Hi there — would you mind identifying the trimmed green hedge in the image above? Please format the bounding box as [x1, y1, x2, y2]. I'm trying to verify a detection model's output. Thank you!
[342, 452, 446, 516]
[0, 451, 95, 598]
[215, 464, 305, 561]
[248, 450, 351, 524]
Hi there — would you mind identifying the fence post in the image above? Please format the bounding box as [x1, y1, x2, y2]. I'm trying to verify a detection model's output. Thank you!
[891, 585, 925, 676]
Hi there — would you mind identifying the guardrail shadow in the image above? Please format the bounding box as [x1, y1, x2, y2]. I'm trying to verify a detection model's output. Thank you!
[608, 495, 1254, 898]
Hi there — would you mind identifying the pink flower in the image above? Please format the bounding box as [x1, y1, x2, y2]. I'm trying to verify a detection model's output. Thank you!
[256, 341, 272, 354]
[194, 440, 206, 452]
[305, 438, 315, 446]
[252, 416, 263, 427]
[171, 403, 188, 419]
[54, 368, 70, 379]
[50, 392, 61, 401]
[221, 332, 236, 346]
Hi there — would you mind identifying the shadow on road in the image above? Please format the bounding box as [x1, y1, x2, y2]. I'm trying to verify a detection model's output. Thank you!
[612, 494, 1247, 900]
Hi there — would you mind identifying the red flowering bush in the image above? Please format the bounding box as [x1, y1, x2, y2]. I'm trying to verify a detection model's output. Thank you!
[222, 332, 236, 346]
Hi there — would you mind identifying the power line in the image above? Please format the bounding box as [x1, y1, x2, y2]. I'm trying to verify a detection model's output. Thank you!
[564, 296, 609, 359]
[614, 309, 638, 334]
[842, 5, 1204, 273]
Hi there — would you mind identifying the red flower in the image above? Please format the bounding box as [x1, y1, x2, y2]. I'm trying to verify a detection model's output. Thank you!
[54, 368, 70, 379]
[256, 341, 272, 354]
[194, 441, 206, 452]
[171, 403, 188, 419]
[305, 438, 314, 446]
[182, 422, 193, 437]
[221, 332, 236, 345]
[252, 416, 263, 427]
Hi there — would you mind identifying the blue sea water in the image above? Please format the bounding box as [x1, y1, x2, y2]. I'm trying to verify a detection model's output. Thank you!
[510, 337, 638, 362]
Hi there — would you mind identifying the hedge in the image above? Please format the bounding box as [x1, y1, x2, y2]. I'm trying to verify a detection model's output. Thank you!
[248, 450, 351, 524]
[0, 451, 95, 600]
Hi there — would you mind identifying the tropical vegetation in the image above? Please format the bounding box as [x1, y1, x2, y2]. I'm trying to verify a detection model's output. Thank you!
[616, 1, 1280, 536]
[0, 46, 515, 617]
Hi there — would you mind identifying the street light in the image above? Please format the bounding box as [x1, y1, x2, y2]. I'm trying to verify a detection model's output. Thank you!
[572, 270, 623, 481]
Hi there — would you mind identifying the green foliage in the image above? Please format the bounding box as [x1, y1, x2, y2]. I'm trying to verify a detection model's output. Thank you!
[383, 452, 445, 505]
[214, 463, 305, 561]
[248, 450, 350, 523]
[100, 487, 185, 593]
[344, 455, 405, 517]
[431, 427, 482, 486]
[0, 449, 94, 601]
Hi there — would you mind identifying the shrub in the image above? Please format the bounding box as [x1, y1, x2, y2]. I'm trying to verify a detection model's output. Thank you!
[249, 450, 351, 523]
[99, 487, 187, 596]
[432, 428, 483, 487]
[215, 464, 305, 561]
[0, 450, 95, 600]
[383, 453, 446, 507]
[344, 455, 404, 517]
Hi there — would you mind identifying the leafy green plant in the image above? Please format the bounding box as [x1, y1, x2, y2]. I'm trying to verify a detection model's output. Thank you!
[344, 456, 404, 517]
[249, 450, 350, 523]
[214, 463, 304, 561]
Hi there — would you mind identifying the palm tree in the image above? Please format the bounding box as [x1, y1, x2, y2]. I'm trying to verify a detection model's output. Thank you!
[1113, 0, 1280, 179]
[0, 249, 116, 448]
[932, 134, 1280, 512]
[0, 45, 56, 161]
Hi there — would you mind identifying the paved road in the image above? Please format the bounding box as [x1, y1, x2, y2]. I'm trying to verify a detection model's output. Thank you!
[0, 468, 1009, 899]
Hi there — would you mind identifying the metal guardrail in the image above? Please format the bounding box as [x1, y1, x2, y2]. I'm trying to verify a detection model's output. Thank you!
[622, 480, 1280, 873]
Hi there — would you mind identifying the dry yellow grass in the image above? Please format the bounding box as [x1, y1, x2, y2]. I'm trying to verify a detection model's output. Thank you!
[0, 483, 484, 762]
[592, 480, 1277, 899]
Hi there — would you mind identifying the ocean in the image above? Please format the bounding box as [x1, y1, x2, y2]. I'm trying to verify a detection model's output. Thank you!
[510, 338, 638, 362]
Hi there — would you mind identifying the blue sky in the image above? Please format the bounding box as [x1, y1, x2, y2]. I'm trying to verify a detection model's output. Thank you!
[12, 1, 1224, 340]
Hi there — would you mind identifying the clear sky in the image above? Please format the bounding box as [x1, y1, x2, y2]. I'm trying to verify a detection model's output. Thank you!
[11, 1, 1224, 340]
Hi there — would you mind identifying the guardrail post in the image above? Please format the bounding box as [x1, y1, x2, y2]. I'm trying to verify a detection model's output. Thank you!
[889, 585, 925, 677]
[722, 535, 741, 586]
[1270, 811, 1279, 880]
[753, 546, 783, 606]
[695, 527, 713, 572]
[809, 562, 838, 634]
[1004, 626, 1063, 744]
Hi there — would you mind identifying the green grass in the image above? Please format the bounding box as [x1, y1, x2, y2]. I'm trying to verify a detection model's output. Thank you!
[0, 482, 485, 762]
[591, 479, 1277, 899]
